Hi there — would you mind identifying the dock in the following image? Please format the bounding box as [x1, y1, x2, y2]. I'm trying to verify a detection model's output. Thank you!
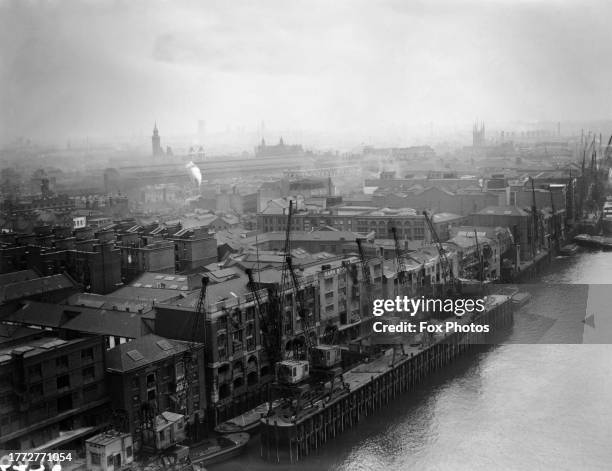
[260, 295, 514, 462]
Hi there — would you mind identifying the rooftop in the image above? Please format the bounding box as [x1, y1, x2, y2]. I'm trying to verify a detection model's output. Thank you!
[476, 206, 530, 217]
[105, 334, 192, 373]
[5, 301, 152, 338]
[0, 273, 77, 303]
[0, 334, 87, 364]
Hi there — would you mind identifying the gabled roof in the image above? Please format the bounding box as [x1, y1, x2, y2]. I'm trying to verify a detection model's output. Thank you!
[105, 334, 192, 373]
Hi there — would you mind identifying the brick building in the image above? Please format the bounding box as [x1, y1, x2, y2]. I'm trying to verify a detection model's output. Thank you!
[0, 332, 108, 451]
[105, 334, 205, 451]
[170, 227, 217, 272]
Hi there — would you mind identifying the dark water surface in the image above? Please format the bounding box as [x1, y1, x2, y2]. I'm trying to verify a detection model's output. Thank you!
[213, 250, 612, 471]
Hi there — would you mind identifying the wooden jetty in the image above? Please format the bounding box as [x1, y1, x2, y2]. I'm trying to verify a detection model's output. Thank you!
[260, 295, 514, 463]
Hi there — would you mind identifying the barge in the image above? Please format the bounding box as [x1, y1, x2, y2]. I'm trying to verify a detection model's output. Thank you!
[260, 294, 514, 463]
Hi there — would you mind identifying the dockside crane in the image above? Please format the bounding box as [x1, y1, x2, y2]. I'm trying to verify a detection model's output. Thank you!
[184, 276, 209, 442]
[245, 268, 281, 366]
[549, 189, 560, 253]
[391, 226, 425, 295]
[530, 177, 539, 257]
[422, 211, 455, 295]
[355, 237, 373, 308]
[272, 201, 346, 416]
[285, 254, 316, 359]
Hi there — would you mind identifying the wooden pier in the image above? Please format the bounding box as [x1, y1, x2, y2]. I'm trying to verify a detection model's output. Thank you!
[260, 296, 514, 463]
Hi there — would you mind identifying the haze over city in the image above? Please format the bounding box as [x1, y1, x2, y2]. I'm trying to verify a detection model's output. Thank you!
[2, 0, 612, 149]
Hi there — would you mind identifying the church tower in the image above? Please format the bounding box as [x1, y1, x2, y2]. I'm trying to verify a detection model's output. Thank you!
[152, 122, 163, 156]
[472, 121, 485, 147]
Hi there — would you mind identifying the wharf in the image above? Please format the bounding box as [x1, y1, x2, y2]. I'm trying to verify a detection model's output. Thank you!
[260, 295, 514, 462]
[514, 249, 552, 281]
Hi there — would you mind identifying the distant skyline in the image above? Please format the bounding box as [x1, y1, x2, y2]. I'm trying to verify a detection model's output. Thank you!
[2, 0, 612, 147]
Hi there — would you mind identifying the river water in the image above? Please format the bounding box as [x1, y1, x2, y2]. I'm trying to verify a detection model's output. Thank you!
[213, 250, 612, 471]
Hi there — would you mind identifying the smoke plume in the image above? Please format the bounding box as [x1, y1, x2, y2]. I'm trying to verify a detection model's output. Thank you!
[186, 161, 202, 186]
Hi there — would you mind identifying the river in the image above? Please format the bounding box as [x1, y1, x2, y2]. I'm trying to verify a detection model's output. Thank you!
[212, 249, 612, 471]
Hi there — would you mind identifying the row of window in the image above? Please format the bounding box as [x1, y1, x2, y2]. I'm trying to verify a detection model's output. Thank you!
[26, 348, 95, 378]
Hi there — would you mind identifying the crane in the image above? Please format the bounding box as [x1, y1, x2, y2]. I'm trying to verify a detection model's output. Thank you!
[285, 254, 316, 359]
[391, 226, 425, 294]
[530, 177, 539, 258]
[473, 228, 482, 282]
[422, 211, 454, 294]
[245, 268, 281, 366]
[549, 188, 560, 254]
[391, 226, 409, 290]
[272, 201, 345, 416]
[184, 276, 209, 442]
[355, 237, 373, 310]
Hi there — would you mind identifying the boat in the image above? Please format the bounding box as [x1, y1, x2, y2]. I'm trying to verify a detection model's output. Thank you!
[189, 433, 249, 467]
[215, 400, 282, 434]
[603, 200, 612, 235]
[559, 243, 579, 255]
[573, 234, 604, 248]
[601, 237, 612, 251]
[457, 277, 491, 295]
[511, 291, 532, 307]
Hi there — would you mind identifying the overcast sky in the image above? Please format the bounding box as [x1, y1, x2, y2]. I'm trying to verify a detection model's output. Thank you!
[1, 0, 612, 146]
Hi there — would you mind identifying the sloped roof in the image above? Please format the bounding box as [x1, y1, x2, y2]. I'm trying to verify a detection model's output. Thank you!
[105, 334, 192, 373]
[6, 301, 151, 338]
[0, 273, 77, 303]
[0, 270, 39, 285]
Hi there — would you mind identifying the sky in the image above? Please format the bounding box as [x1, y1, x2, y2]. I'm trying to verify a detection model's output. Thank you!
[1, 0, 612, 147]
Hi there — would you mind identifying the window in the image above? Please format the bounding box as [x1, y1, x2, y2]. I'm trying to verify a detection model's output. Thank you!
[28, 364, 42, 378]
[56, 374, 70, 390]
[81, 347, 94, 362]
[83, 384, 97, 400]
[90, 452, 101, 465]
[175, 362, 185, 380]
[107, 455, 113, 467]
[126, 446, 132, 458]
[56, 356, 68, 369]
[82, 366, 95, 382]
[30, 384, 43, 398]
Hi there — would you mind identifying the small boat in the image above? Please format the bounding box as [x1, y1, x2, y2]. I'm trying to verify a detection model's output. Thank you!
[215, 400, 282, 434]
[189, 433, 250, 467]
[573, 234, 604, 248]
[601, 237, 612, 251]
[559, 243, 579, 255]
[511, 291, 532, 307]
[457, 278, 490, 295]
